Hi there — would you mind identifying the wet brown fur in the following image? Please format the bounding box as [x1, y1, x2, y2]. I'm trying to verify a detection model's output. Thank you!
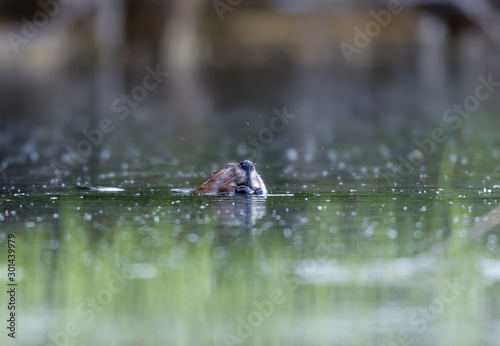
[193, 162, 267, 195]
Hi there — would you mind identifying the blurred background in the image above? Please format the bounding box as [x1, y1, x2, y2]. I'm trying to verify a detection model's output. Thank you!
[1, 0, 500, 189]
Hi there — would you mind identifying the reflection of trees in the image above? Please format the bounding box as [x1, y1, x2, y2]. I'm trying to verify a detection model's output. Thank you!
[1, 0, 500, 177]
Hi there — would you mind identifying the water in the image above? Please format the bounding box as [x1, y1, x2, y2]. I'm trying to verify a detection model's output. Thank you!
[4, 105, 500, 345]
[1, 167, 499, 346]
[1, 4, 500, 343]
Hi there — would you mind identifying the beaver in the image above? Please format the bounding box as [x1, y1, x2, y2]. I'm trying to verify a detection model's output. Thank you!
[193, 160, 267, 195]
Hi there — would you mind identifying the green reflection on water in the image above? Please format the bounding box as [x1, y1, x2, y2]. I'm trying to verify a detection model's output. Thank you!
[1, 186, 499, 346]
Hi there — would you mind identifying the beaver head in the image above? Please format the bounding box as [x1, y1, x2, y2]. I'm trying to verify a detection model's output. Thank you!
[193, 160, 267, 195]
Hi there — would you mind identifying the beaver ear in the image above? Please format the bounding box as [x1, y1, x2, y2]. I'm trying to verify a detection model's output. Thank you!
[204, 171, 217, 182]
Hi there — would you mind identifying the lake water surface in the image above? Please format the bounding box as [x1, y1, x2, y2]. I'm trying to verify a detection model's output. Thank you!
[1, 161, 499, 346]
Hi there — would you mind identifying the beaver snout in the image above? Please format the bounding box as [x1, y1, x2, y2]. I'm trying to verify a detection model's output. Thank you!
[240, 160, 254, 172]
